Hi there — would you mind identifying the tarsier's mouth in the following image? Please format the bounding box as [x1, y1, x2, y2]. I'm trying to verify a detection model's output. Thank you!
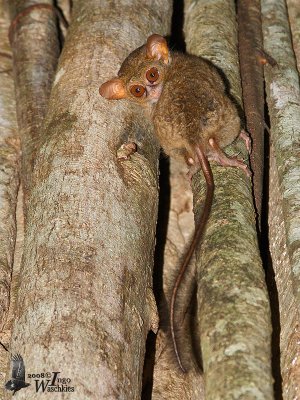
[146, 82, 163, 101]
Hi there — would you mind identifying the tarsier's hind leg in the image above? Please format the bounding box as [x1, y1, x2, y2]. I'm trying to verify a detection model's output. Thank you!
[208, 138, 251, 176]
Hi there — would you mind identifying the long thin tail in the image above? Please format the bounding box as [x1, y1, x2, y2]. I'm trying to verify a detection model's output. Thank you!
[170, 145, 214, 372]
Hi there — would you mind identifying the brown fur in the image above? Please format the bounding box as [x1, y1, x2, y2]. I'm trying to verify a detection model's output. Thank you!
[112, 45, 241, 162]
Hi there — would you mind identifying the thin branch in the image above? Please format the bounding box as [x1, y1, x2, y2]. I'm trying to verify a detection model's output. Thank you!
[237, 0, 265, 231]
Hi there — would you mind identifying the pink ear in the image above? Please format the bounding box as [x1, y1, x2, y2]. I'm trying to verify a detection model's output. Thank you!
[99, 78, 127, 100]
[146, 34, 170, 64]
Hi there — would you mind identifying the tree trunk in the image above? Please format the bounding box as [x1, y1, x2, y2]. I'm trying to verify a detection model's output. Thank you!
[6, 1, 172, 399]
[184, 1, 273, 399]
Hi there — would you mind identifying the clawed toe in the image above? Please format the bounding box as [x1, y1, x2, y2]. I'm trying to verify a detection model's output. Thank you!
[239, 130, 252, 154]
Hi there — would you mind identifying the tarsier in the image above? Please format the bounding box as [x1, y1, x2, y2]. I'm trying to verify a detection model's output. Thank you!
[99, 34, 251, 372]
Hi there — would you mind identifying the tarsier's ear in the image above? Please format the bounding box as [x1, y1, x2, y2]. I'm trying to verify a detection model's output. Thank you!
[146, 34, 170, 64]
[99, 78, 127, 100]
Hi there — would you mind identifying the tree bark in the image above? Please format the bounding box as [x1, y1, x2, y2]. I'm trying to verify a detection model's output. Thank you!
[6, 1, 172, 399]
[57, 0, 71, 23]
[262, 0, 300, 398]
[184, 1, 273, 399]
[0, 0, 20, 396]
[9, 0, 60, 202]
[237, 0, 265, 231]
[268, 145, 300, 400]
[0, 0, 19, 333]
[262, 0, 300, 312]
[56, 0, 71, 38]
[286, 0, 300, 73]
[0, 188, 24, 399]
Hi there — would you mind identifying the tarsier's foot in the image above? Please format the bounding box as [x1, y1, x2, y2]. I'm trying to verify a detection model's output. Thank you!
[117, 141, 137, 160]
[208, 138, 252, 177]
[239, 129, 252, 154]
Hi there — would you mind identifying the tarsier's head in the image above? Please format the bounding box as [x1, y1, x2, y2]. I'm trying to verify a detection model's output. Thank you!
[99, 34, 171, 107]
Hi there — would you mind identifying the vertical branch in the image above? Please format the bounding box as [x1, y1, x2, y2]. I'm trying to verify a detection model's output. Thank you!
[262, 0, 300, 397]
[262, 0, 300, 319]
[9, 0, 60, 202]
[268, 145, 299, 399]
[286, 0, 300, 72]
[0, 189, 24, 398]
[237, 0, 265, 230]
[184, 0, 273, 399]
[0, 0, 20, 396]
[0, 0, 19, 331]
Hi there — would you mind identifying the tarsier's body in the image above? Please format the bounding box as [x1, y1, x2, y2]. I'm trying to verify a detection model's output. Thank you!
[100, 35, 250, 372]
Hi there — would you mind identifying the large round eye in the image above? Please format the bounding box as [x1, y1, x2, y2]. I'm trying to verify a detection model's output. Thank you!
[130, 84, 146, 97]
[146, 67, 159, 83]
